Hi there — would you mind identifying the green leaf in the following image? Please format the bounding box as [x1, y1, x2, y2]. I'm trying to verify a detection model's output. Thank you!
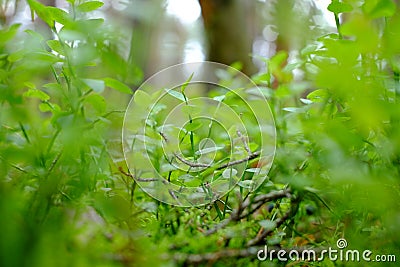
[85, 94, 106, 113]
[268, 51, 288, 72]
[134, 90, 152, 107]
[47, 40, 64, 55]
[161, 164, 177, 172]
[178, 174, 195, 182]
[222, 168, 238, 179]
[67, 19, 104, 33]
[28, 1, 71, 27]
[165, 89, 185, 102]
[363, 0, 396, 18]
[27, 0, 52, 26]
[104, 77, 132, 94]
[181, 104, 201, 116]
[39, 102, 60, 112]
[82, 79, 105, 93]
[29, 51, 61, 63]
[245, 168, 268, 175]
[185, 121, 203, 132]
[300, 98, 313, 105]
[282, 107, 302, 113]
[58, 26, 86, 41]
[0, 24, 21, 43]
[195, 146, 224, 156]
[307, 89, 329, 103]
[24, 89, 50, 101]
[46, 6, 71, 26]
[180, 73, 194, 94]
[259, 220, 277, 231]
[328, 0, 353, 14]
[300, 44, 319, 56]
[76, 1, 104, 12]
[43, 83, 63, 91]
[24, 29, 44, 41]
[8, 50, 25, 62]
[237, 180, 255, 189]
[93, 193, 131, 221]
[213, 95, 225, 102]
[245, 168, 261, 173]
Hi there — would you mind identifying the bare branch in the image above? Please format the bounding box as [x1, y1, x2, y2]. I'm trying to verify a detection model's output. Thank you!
[119, 167, 159, 182]
[247, 201, 295, 247]
[216, 151, 260, 170]
[173, 153, 211, 168]
[237, 130, 251, 154]
[159, 131, 260, 170]
[205, 189, 291, 236]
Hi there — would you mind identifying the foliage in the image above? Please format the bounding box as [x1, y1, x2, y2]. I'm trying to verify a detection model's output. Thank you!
[0, 0, 399, 267]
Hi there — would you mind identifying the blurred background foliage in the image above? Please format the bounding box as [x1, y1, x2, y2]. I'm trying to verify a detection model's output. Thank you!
[0, 0, 399, 266]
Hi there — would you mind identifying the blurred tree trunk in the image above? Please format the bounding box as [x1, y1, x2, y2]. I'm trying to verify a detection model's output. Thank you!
[199, 0, 257, 75]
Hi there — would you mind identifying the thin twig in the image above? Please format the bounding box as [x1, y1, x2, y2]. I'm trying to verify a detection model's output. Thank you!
[160, 131, 260, 170]
[168, 189, 183, 206]
[205, 189, 291, 236]
[240, 189, 291, 212]
[237, 130, 251, 154]
[246, 210, 291, 247]
[174, 153, 211, 168]
[216, 151, 260, 170]
[119, 167, 159, 182]
[247, 200, 296, 247]
[174, 151, 260, 170]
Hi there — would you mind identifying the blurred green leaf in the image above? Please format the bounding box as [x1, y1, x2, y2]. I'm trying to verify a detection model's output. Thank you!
[178, 174, 195, 182]
[259, 220, 277, 231]
[23, 88, 50, 101]
[328, 0, 353, 14]
[47, 6, 71, 26]
[104, 77, 132, 94]
[82, 79, 105, 93]
[47, 40, 64, 55]
[165, 88, 185, 102]
[28, 51, 61, 64]
[185, 121, 202, 132]
[0, 24, 21, 43]
[85, 94, 106, 113]
[307, 89, 329, 103]
[222, 168, 238, 179]
[180, 73, 194, 94]
[237, 180, 255, 189]
[181, 105, 201, 116]
[195, 146, 224, 156]
[76, 1, 104, 12]
[27, 0, 52, 26]
[8, 50, 25, 62]
[363, 0, 396, 18]
[134, 89, 152, 107]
